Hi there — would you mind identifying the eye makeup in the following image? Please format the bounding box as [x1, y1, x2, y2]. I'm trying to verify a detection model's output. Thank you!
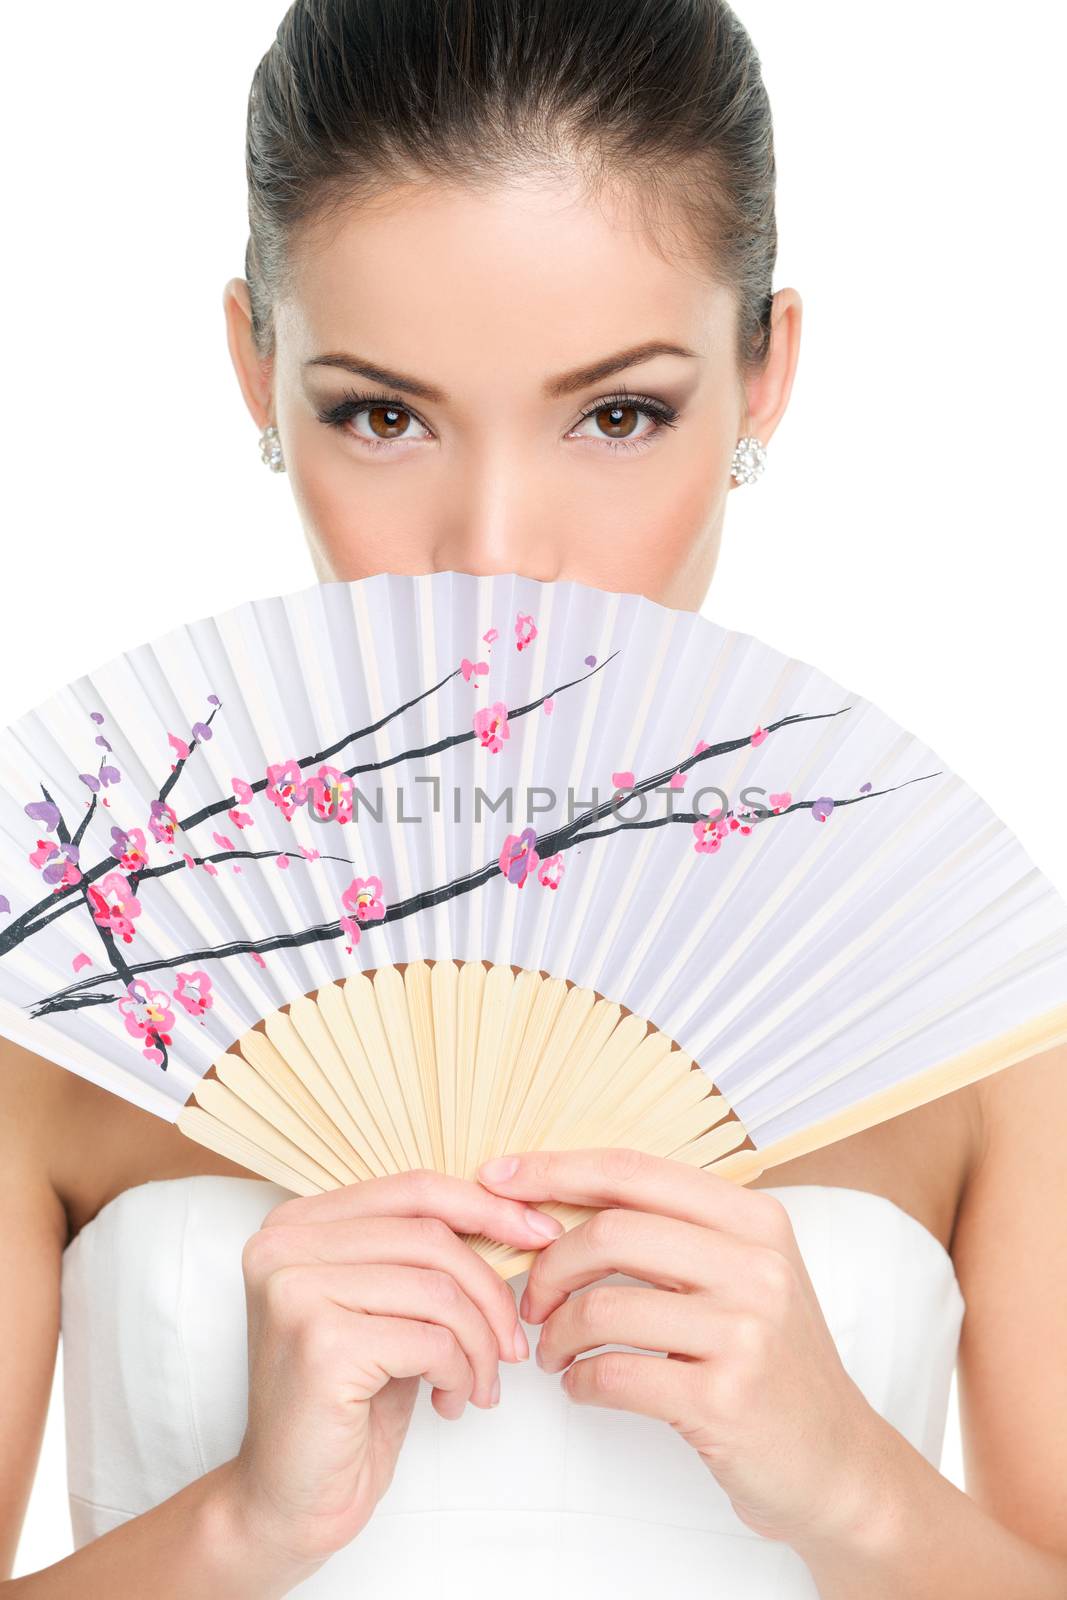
[312, 386, 682, 455]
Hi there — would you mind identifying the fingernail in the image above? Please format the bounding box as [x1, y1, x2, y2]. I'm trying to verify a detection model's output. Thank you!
[523, 1207, 562, 1239]
[513, 1322, 529, 1361]
[480, 1155, 520, 1181]
[490, 1374, 501, 1406]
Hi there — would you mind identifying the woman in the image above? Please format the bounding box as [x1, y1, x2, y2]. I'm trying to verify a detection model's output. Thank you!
[3, 1, 1065, 1596]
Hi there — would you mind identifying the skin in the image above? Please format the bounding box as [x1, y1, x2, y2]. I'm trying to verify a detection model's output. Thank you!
[222, 171, 798, 609]
[3, 169, 1066, 1596]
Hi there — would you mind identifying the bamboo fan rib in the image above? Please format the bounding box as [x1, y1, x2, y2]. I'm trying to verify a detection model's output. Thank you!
[2, 570, 1067, 1288]
[176, 960, 750, 1281]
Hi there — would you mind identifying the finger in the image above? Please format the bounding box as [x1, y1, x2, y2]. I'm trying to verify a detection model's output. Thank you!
[560, 1347, 696, 1424]
[264, 1168, 564, 1254]
[520, 1208, 765, 1324]
[535, 1282, 722, 1375]
[263, 1260, 502, 1409]
[477, 1147, 786, 1248]
[246, 1212, 530, 1366]
[322, 1304, 477, 1420]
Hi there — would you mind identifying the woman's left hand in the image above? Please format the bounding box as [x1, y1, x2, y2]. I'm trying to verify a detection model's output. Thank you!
[476, 1145, 892, 1549]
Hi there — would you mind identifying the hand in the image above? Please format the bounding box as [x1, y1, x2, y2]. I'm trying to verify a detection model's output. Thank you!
[224, 1170, 562, 1569]
[476, 1145, 888, 1548]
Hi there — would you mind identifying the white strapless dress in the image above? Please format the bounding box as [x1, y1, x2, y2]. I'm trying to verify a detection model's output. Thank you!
[60, 1176, 964, 1598]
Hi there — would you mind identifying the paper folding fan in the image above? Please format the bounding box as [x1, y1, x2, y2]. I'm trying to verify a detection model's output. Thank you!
[2, 571, 1066, 1281]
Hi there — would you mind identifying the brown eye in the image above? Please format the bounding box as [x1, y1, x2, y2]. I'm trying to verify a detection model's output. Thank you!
[594, 404, 639, 439]
[366, 404, 413, 439]
[316, 390, 434, 448]
[569, 394, 677, 450]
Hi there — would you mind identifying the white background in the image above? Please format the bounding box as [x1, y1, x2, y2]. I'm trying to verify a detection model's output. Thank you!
[5, 0, 1065, 1577]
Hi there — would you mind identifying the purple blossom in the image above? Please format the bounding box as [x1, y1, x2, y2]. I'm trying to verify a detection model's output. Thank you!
[25, 799, 60, 831]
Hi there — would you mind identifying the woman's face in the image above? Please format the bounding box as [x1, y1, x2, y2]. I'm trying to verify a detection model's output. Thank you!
[224, 171, 801, 610]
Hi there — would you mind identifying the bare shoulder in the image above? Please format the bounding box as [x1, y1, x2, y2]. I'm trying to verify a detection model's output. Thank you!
[950, 1040, 1067, 1552]
[0, 1040, 257, 1242]
[958, 1038, 1067, 1269]
[0, 1036, 70, 1238]
[747, 1072, 981, 1257]
[0, 1038, 140, 1240]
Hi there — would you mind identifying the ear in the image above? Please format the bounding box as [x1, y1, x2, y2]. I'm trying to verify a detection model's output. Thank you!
[221, 276, 274, 429]
[731, 286, 803, 482]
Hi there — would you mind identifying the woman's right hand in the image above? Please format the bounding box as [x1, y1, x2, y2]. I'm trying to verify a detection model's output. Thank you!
[217, 1169, 562, 1570]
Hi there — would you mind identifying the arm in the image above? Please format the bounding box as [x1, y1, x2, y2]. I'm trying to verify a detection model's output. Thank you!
[787, 1040, 1067, 1597]
[0, 1042, 324, 1598]
[5, 1462, 325, 1598]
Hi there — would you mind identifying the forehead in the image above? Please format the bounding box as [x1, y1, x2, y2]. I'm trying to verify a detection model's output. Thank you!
[277, 172, 731, 389]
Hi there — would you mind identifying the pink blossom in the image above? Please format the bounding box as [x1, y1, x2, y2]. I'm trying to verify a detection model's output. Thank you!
[118, 979, 175, 1065]
[499, 827, 540, 886]
[173, 969, 213, 1017]
[232, 776, 254, 803]
[537, 852, 565, 890]
[29, 839, 82, 889]
[339, 915, 362, 953]
[515, 612, 538, 651]
[227, 809, 254, 829]
[474, 701, 510, 753]
[87, 871, 143, 943]
[693, 815, 729, 854]
[460, 657, 489, 682]
[306, 764, 353, 824]
[751, 725, 768, 747]
[265, 759, 308, 820]
[769, 791, 792, 812]
[148, 798, 179, 846]
[342, 875, 386, 922]
[110, 825, 149, 873]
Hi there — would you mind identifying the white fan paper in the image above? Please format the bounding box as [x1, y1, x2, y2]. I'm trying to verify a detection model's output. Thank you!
[2, 571, 1066, 1275]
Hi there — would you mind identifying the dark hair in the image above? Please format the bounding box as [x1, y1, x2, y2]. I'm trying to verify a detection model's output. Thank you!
[243, 0, 777, 382]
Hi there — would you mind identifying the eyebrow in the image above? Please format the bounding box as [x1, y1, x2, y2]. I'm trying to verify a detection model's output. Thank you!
[303, 340, 700, 404]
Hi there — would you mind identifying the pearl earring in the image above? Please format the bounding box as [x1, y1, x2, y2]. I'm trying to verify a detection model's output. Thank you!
[730, 435, 767, 485]
[259, 424, 286, 473]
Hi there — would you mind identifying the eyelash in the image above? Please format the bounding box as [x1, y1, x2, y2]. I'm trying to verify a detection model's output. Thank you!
[315, 388, 681, 454]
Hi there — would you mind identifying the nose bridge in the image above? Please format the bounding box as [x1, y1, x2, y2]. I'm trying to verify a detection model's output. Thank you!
[430, 428, 561, 580]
